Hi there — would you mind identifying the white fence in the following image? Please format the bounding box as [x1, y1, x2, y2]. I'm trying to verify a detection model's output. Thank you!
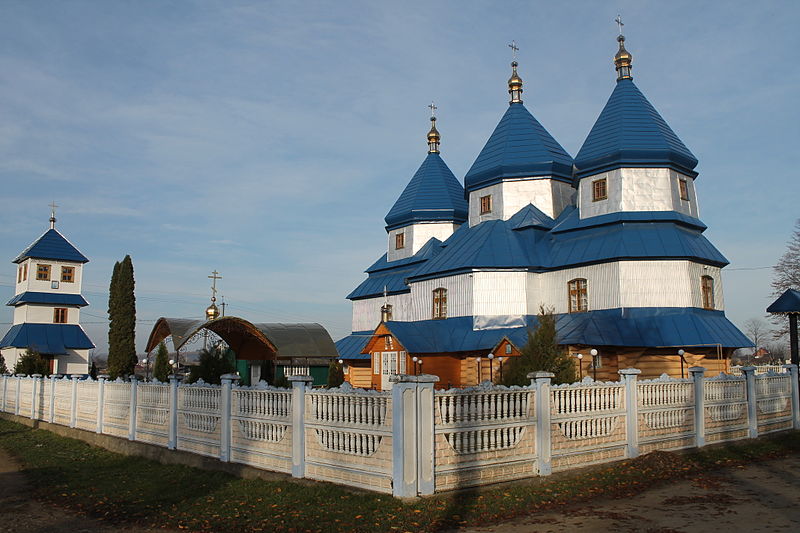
[1, 366, 799, 498]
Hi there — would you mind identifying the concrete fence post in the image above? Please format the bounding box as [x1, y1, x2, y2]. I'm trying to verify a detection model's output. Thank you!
[97, 375, 107, 434]
[529, 371, 554, 476]
[49, 375, 59, 423]
[619, 368, 641, 458]
[741, 366, 758, 438]
[782, 364, 800, 429]
[390, 373, 440, 498]
[219, 373, 239, 462]
[69, 374, 81, 428]
[30, 374, 42, 420]
[128, 376, 138, 441]
[168, 375, 180, 450]
[689, 367, 706, 447]
[289, 375, 314, 478]
[15, 374, 24, 416]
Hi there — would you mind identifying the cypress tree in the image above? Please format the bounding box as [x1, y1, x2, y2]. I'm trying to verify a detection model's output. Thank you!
[153, 341, 171, 382]
[107, 256, 137, 379]
[501, 306, 577, 386]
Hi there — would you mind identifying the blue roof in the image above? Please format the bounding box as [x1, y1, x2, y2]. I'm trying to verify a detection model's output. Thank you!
[767, 289, 800, 314]
[464, 103, 574, 193]
[507, 203, 555, 231]
[384, 152, 468, 230]
[359, 307, 751, 355]
[335, 332, 372, 359]
[575, 78, 698, 179]
[7, 292, 89, 307]
[0, 323, 95, 354]
[14, 228, 89, 264]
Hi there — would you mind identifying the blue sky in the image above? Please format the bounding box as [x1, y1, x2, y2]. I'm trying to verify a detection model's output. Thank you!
[1, 1, 798, 354]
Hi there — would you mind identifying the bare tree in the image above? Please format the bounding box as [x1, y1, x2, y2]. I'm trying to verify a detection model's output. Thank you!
[743, 317, 769, 365]
[770, 219, 800, 339]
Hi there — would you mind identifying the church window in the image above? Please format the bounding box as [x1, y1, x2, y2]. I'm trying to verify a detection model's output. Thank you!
[17, 266, 22, 283]
[701, 275, 714, 309]
[36, 264, 51, 281]
[592, 179, 607, 201]
[480, 195, 493, 214]
[395, 232, 405, 249]
[61, 266, 75, 283]
[432, 288, 447, 319]
[53, 308, 68, 324]
[568, 278, 588, 313]
[679, 179, 689, 201]
[23, 263, 27, 281]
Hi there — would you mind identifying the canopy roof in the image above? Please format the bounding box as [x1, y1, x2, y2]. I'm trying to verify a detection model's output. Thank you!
[767, 289, 800, 315]
[145, 316, 338, 361]
[0, 323, 94, 354]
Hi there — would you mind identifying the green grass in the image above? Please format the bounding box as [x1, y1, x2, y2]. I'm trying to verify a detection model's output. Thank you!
[1, 418, 798, 532]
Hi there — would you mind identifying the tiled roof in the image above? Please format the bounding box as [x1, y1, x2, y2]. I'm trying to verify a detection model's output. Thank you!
[384, 152, 468, 230]
[575, 78, 698, 179]
[14, 228, 89, 264]
[464, 103, 574, 192]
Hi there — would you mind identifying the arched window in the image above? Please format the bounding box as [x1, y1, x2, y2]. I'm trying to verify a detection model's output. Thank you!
[701, 275, 714, 309]
[432, 288, 447, 319]
[568, 278, 588, 313]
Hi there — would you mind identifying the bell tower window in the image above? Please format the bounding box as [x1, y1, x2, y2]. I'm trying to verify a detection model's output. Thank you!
[432, 288, 447, 319]
[36, 264, 51, 281]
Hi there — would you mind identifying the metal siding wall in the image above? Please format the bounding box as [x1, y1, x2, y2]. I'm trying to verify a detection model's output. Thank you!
[472, 272, 527, 316]
[535, 263, 620, 314]
[351, 293, 413, 332]
[409, 274, 473, 320]
[620, 261, 693, 308]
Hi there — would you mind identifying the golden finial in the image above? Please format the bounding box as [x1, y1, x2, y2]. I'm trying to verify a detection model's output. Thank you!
[427, 102, 440, 153]
[507, 41, 523, 104]
[614, 15, 633, 81]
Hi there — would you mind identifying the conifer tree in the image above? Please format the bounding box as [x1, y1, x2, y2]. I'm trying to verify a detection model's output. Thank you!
[107, 255, 137, 379]
[327, 360, 344, 388]
[153, 341, 171, 382]
[0, 353, 8, 374]
[13, 348, 50, 376]
[187, 344, 235, 384]
[501, 306, 576, 386]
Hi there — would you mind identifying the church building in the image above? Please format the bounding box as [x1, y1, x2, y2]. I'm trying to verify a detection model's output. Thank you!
[336, 32, 751, 389]
[0, 209, 94, 374]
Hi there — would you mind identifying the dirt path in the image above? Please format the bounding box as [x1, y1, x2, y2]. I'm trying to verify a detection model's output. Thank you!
[0, 447, 168, 533]
[460, 453, 800, 533]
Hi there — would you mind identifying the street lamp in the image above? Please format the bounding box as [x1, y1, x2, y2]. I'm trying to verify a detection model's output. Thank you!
[488, 353, 495, 383]
[418, 359, 423, 375]
[590, 349, 598, 381]
[412, 356, 419, 375]
[476, 357, 482, 384]
[577, 353, 583, 380]
[498, 356, 505, 382]
[678, 349, 686, 379]
[141, 357, 150, 382]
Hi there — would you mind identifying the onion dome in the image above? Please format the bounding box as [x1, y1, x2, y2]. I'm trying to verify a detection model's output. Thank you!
[614, 34, 633, 80]
[508, 61, 523, 103]
[205, 303, 220, 321]
[427, 116, 440, 153]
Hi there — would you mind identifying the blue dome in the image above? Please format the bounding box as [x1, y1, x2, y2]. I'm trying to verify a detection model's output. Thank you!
[464, 103, 574, 193]
[384, 152, 468, 231]
[575, 78, 698, 179]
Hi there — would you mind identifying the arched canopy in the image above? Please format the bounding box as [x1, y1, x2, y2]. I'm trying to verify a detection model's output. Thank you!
[145, 316, 338, 361]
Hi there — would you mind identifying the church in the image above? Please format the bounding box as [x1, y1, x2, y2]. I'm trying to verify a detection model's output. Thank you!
[0, 209, 94, 374]
[336, 31, 751, 390]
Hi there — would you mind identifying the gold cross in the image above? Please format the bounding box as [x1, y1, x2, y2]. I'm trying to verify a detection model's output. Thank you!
[508, 40, 519, 60]
[49, 201, 58, 218]
[208, 270, 222, 302]
[428, 102, 437, 118]
[615, 14, 624, 35]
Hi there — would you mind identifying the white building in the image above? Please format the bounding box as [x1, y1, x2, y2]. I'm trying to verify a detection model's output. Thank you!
[0, 212, 94, 374]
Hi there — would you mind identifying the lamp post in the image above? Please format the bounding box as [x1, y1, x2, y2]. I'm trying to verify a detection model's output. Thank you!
[498, 357, 504, 382]
[168, 359, 176, 376]
[418, 359, 423, 375]
[678, 349, 686, 379]
[577, 353, 583, 380]
[141, 357, 150, 382]
[590, 349, 598, 381]
[412, 356, 419, 375]
[488, 353, 495, 383]
[476, 357, 482, 384]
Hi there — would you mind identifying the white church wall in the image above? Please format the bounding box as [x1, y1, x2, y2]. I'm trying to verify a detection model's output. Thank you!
[18, 260, 83, 295]
[15, 305, 81, 325]
[386, 223, 458, 262]
[468, 178, 575, 227]
[58, 349, 90, 374]
[408, 274, 473, 321]
[578, 168, 699, 219]
[472, 271, 528, 316]
[618, 261, 722, 309]
[534, 263, 621, 314]
[351, 293, 413, 332]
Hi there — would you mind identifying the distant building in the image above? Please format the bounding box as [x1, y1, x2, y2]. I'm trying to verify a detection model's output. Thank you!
[0, 211, 94, 374]
[336, 31, 751, 389]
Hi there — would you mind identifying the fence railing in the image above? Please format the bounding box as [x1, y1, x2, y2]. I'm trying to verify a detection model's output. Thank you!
[1, 365, 798, 499]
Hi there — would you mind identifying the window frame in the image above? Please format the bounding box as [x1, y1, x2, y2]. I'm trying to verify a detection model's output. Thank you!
[679, 179, 689, 201]
[568, 278, 588, 313]
[701, 275, 715, 310]
[53, 308, 68, 324]
[592, 178, 608, 202]
[432, 287, 447, 319]
[479, 194, 493, 215]
[61, 266, 75, 283]
[395, 232, 405, 250]
[36, 264, 51, 281]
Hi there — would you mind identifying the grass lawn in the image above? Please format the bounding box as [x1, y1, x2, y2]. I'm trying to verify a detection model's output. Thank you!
[1, 418, 798, 532]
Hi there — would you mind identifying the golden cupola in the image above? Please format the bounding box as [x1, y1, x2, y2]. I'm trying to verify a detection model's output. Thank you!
[205, 302, 219, 321]
[508, 61, 523, 104]
[427, 116, 441, 153]
[614, 34, 633, 81]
